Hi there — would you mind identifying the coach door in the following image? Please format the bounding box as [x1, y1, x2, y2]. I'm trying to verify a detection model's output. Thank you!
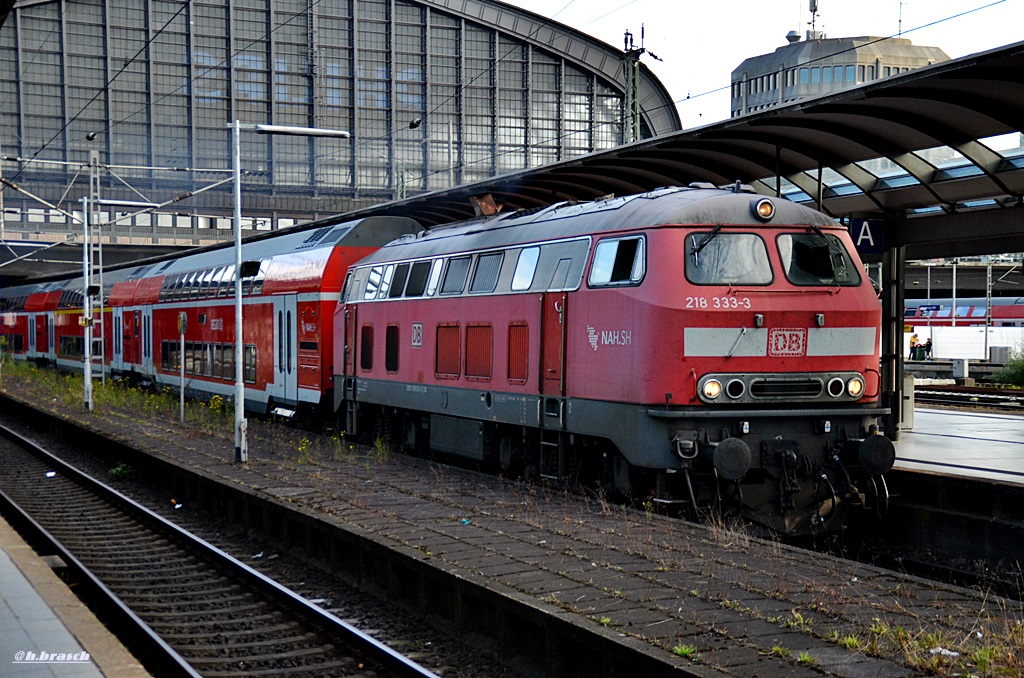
[540, 292, 567, 396]
[273, 295, 299, 406]
[343, 304, 357, 377]
[27, 314, 37, 358]
[111, 307, 125, 372]
[140, 306, 154, 375]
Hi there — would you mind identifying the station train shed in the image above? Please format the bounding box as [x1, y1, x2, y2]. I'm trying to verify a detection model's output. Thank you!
[326, 39, 1024, 438]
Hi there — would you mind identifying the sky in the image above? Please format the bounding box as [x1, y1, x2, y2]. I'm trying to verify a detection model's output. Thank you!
[499, 0, 1022, 129]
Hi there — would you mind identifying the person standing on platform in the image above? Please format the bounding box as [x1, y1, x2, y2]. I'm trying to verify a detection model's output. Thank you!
[909, 334, 920, 360]
[923, 338, 932, 360]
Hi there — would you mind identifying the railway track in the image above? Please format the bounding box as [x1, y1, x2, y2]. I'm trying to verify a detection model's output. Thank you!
[0, 424, 439, 678]
[913, 384, 1024, 410]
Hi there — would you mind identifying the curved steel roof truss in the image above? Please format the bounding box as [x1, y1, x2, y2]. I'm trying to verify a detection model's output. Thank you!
[329, 40, 1024, 256]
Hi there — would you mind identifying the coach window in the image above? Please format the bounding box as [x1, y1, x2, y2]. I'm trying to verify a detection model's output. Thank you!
[686, 232, 772, 285]
[425, 259, 444, 296]
[212, 344, 224, 378]
[385, 325, 400, 372]
[364, 266, 384, 299]
[249, 260, 270, 296]
[589, 236, 645, 286]
[440, 257, 471, 295]
[189, 271, 203, 299]
[389, 263, 410, 299]
[223, 344, 234, 379]
[404, 261, 432, 297]
[200, 270, 217, 299]
[217, 266, 233, 297]
[470, 253, 503, 293]
[511, 247, 540, 291]
[799, 67, 809, 85]
[243, 344, 257, 383]
[776, 233, 861, 286]
[360, 325, 374, 371]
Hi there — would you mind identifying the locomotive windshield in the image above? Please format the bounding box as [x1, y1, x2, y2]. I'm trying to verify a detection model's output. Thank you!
[685, 232, 772, 285]
[777, 233, 861, 286]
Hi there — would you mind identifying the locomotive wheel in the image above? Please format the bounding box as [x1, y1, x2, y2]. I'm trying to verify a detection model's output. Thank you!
[498, 436, 525, 479]
[867, 474, 890, 519]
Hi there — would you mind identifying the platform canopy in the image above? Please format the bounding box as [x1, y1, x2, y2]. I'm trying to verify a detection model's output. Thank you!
[339, 40, 1024, 259]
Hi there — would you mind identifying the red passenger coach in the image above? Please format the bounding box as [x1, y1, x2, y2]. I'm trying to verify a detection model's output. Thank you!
[337, 186, 895, 534]
[1, 216, 419, 422]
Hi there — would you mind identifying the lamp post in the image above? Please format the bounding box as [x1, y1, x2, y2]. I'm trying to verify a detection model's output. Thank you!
[228, 121, 350, 463]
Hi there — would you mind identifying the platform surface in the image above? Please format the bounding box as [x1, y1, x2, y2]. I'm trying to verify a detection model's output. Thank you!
[895, 408, 1024, 484]
[0, 517, 149, 677]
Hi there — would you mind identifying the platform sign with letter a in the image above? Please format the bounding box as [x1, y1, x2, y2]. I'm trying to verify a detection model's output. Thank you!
[849, 218, 883, 256]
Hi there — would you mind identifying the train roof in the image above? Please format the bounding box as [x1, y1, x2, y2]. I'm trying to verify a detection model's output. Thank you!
[0, 215, 422, 298]
[360, 185, 837, 264]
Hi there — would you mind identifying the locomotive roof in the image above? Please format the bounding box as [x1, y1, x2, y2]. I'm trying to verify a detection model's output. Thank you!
[362, 186, 837, 263]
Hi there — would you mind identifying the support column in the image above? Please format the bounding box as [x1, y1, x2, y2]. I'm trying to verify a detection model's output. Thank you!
[879, 242, 905, 440]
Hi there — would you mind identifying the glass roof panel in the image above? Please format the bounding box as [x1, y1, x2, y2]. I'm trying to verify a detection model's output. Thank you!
[978, 132, 1024, 158]
[912, 145, 963, 169]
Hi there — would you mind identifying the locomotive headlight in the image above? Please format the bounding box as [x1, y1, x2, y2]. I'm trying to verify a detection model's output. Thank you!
[847, 375, 865, 398]
[752, 198, 775, 222]
[826, 377, 845, 398]
[702, 379, 723, 400]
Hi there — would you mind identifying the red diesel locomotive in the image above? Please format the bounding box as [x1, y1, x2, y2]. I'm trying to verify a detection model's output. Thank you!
[336, 185, 894, 534]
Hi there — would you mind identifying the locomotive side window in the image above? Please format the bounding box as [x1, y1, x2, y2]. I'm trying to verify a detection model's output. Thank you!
[360, 325, 374, 371]
[403, 261, 432, 297]
[470, 253, 503, 293]
[686, 232, 772, 285]
[389, 264, 410, 299]
[511, 247, 540, 291]
[440, 257, 471, 295]
[589, 236, 645, 286]
[777, 233, 861, 286]
[377, 264, 395, 299]
[426, 259, 444, 295]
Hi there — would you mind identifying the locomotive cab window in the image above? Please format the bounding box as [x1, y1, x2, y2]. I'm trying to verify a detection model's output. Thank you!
[685, 231, 772, 285]
[777, 232, 861, 286]
[589, 236, 645, 286]
[364, 266, 384, 299]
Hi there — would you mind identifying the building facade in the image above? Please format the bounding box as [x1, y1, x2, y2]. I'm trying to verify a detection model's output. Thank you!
[0, 0, 679, 244]
[731, 31, 949, 118]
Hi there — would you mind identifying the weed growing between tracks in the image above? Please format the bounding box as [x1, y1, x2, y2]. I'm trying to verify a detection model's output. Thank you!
[3, 360, 1024, 677]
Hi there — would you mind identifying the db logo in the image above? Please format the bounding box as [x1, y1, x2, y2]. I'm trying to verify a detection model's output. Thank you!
[769, 328, 807, 357]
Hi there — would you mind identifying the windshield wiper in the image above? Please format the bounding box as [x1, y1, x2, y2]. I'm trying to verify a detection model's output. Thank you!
[808, 225, 845, 258]
[691, 226, 722, 262]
